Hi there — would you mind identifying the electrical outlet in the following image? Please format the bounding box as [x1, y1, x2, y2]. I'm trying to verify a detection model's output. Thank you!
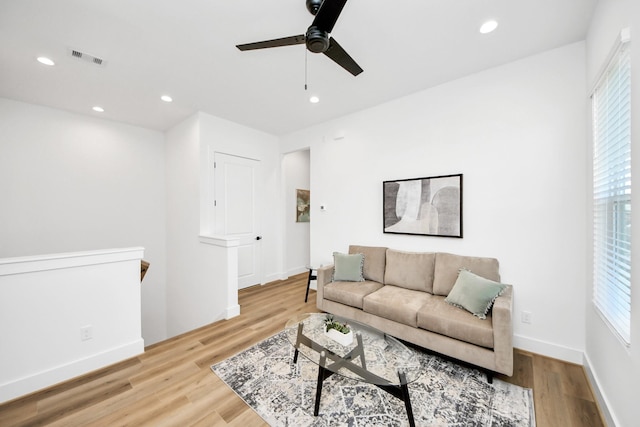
[521, 311, 533, 324]
[80, 325, 93, 341]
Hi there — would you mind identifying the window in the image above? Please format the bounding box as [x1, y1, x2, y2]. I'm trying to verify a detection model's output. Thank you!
[591, 29, 632, 345]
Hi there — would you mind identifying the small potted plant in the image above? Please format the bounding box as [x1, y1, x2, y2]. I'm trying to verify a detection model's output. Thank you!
[324, 314, 353, 345]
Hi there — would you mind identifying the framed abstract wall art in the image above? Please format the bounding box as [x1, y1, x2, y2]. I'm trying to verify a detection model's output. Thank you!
[383, 174, 462, 238]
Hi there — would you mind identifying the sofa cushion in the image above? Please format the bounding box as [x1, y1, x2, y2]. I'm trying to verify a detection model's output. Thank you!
[384, 249, 435, 293]
[324, 280, 384, 309]
[332, 252, 365, 282]
[349, 245, 387, 283]
[432, 252, 500, 296]
[417, 295, 495, 348]
[363, 285, 433, 327]
[445, 269, 507, 319]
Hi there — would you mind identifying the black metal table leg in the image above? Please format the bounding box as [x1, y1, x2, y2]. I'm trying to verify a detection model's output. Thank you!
[305, 267, 316, 302]
[355, 332, 366, 370]
[398, 370, 415, 427]
[293, 322, 304, 364]
[314, 351, 327, 416]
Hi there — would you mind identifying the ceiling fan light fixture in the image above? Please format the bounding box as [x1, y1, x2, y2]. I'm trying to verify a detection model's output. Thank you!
[479, 20, 499, 34]
[306, 26, 330, 53]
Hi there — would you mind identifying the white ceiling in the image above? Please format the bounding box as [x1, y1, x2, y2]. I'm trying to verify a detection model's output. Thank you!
[0, 0, 597, 136]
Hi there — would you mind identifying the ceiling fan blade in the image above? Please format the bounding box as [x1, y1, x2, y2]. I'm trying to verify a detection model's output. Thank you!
[236, 35, 305, 51]
[323, 37, 363, 76]
[312, 0, 347, 33]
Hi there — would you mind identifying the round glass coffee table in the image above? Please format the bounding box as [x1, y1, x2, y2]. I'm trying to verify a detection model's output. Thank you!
[284, 313, 422, 427]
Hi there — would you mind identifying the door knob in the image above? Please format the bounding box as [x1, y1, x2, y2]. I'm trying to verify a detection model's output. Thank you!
[256, 236, 263, 241]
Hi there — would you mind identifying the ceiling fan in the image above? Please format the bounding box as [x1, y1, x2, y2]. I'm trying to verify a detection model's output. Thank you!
[236, 0, 363, 76]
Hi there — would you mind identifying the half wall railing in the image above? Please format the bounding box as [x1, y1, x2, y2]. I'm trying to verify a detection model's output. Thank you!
[0, 247, 145, 403]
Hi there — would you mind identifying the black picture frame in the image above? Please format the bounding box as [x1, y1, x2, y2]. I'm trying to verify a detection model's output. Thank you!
[383, 174, 463, 238]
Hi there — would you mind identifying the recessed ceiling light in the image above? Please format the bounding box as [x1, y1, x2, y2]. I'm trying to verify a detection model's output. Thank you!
[309, 95, 320, 104]
[37, 56, 55, 66]
[161, 95, 173, 103]
[479, 20, 498, 34]
[92, 106, 105, 113]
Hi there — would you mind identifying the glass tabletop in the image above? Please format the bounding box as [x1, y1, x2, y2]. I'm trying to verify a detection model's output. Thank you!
[284, 313, 422, 386]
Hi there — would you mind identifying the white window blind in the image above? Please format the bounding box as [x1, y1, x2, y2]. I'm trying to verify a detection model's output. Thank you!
[592, 32, 631, 345]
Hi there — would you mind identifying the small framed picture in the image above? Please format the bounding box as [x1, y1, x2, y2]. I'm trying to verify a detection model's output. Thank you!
[296, 189, 310, 223]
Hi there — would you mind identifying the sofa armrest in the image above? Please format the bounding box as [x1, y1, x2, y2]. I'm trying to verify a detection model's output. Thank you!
[491, 284, 514, 376]
[316, 264, 334, 310]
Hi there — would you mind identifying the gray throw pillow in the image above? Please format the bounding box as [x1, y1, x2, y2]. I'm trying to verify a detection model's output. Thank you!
[445, 269, 507, 319]
[332, 252, 365, 282]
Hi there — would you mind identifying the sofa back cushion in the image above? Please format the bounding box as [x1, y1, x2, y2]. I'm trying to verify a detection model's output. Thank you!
[433, 252, 500, 296]
[384, 249, 435, 293]
[349, 245, 387, 283]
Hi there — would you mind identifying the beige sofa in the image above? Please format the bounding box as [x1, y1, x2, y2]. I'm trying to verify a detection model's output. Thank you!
[316, 245, 513, 379]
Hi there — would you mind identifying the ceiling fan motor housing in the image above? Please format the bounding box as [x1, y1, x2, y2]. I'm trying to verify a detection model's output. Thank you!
[306, 26, 329, 53]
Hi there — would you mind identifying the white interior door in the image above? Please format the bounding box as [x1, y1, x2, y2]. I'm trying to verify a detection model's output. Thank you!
[214, 152, 262, 289]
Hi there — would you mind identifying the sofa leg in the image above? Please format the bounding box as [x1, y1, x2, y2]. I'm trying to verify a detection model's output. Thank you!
[486, 371, 493, 384]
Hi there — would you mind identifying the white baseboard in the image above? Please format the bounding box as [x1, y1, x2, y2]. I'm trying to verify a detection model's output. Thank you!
[0, 339, 144, 404]
[513, 334, 583, 364]
[261, 267, 309, 285]
[583, 353, 619, 427]
[225, 304, 241, 319]
[286, 266, 309, 277]
[263, 272, 287, 283]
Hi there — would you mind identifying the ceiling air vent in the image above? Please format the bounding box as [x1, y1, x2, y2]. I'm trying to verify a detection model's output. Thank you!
[68, 48, 106, 67]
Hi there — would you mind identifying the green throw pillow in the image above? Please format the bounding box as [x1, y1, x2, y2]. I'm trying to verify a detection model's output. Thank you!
[445, 269, 507, 319]
[332, 252, 365, 282]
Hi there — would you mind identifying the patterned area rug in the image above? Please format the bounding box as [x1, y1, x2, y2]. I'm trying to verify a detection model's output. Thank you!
[211, 331, 535, 426]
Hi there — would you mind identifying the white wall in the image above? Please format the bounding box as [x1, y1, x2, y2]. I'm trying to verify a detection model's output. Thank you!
[0, 98, 284, 345]
[585, 1, 640, 426]
[165, 114, 204, 337]
[0, 98, 167, 345]
[283, 150, 311, 276]
[165, 112, 280, 338]
[281, 42, 588, 362]
[198, 112, 282, 283]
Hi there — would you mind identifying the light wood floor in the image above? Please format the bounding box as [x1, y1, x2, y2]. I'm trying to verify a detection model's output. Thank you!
[0, 273, 605, 426]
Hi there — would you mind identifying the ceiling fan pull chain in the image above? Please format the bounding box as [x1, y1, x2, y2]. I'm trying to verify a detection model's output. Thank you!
[305, 47, 308, 91]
